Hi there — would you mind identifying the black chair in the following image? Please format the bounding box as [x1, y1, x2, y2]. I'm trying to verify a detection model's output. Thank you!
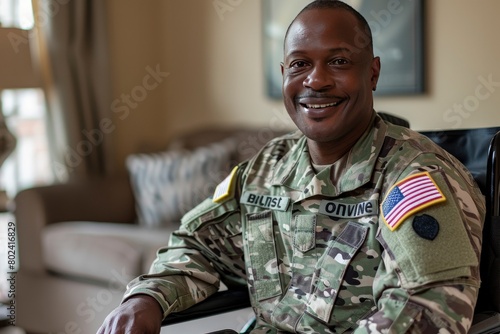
[420, 127, 500, 334]
[162, 124, 500, 334]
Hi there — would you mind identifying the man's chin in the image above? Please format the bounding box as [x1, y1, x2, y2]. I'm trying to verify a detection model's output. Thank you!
[301, 127, 338, 143]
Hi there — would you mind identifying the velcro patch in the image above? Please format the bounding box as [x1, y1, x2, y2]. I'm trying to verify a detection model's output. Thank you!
[241, 192, 290, 211]
[213, 166, 238, 203]
[319, 199, 378, 218]
[412, 214, 440, 240]
[381, 172, 446, 231]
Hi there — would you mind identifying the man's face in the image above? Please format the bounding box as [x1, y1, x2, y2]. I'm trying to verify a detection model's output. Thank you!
[281, 8, 380, 144]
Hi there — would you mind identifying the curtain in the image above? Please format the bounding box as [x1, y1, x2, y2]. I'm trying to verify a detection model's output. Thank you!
[32, 0, 114, 181]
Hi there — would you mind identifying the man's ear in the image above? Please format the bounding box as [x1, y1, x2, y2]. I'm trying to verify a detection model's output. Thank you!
[371, 56, 381, 91]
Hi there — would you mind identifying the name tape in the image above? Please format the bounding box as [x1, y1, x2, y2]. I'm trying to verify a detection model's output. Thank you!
[319, 199, 378, 218]
[241, 192, 290, 211]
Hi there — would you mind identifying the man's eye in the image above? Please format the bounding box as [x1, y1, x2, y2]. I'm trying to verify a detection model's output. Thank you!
[289, 61, 308, 68]
[330, 59, 349, 65]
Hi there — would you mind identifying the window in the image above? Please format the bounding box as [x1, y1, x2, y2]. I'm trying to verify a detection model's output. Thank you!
[0, 0, 34, 29]
[1, 90, 53, 196]
[0, 0, 53, 200]
[0, 0, 52, 299]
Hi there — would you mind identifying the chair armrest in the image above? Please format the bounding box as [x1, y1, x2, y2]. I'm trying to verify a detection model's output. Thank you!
[470, 312, 500, 334]
[162, 289, 251, 326]
[14, 176, 137, 274]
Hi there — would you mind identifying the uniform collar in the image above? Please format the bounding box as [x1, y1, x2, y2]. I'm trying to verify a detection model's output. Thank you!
[271, 113, 387, 201]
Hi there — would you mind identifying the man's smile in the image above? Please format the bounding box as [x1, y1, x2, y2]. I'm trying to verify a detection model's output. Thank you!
[297, 96, 346, 109]
[303, 101, 341, 109]
[298, 98, 347, 119]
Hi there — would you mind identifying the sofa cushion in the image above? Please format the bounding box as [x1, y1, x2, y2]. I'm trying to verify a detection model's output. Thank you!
[126, 140, 235, 227]
[42, 222, 176, 285]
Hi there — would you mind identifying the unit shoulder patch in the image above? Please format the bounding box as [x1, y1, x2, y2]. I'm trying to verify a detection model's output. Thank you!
[412, 214, 440, 240]
[213, 166, 238, 203]
[381, 172, 446, 231]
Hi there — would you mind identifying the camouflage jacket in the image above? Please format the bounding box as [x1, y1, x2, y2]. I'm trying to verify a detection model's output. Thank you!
[124, 114, 485, 333]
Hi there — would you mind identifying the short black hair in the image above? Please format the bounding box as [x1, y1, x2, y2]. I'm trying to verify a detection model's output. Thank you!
[284, 0, 373, 52]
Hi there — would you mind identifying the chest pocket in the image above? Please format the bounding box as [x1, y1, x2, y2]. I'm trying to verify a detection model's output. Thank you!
[246, 210, 282, 301]
[182, 198, 243, 258]
[305, 221, 371, 326]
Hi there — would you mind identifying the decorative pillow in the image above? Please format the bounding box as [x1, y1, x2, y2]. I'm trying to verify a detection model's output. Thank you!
[126, 140, 236, 227]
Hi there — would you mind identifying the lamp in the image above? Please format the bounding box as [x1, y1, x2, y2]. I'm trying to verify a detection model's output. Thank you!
[0, 27, 40, 209]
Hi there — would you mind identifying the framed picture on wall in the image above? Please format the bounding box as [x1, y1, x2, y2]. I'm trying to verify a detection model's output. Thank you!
[262, 0, 425, 99]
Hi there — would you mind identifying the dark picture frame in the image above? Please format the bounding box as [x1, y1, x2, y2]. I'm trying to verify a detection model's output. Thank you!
[262, 0, 425, 99]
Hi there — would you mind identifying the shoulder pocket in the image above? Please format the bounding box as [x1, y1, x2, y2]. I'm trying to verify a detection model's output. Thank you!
[379, 171, 478, 289]
[182, 198, 239, 232]
[181, 197, 243, 258]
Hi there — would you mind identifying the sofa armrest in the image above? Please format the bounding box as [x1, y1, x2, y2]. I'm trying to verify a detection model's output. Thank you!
[14, 176, 137, 274]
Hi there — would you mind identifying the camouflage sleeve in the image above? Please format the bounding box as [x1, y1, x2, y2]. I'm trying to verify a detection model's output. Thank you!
[355, 155, 485, 333]
[354, 265, 479, 333]
[122, 166, 247, 319]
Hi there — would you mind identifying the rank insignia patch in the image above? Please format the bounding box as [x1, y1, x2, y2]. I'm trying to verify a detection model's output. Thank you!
[213, 166, 238, 203]
[381, 172, 446, 231]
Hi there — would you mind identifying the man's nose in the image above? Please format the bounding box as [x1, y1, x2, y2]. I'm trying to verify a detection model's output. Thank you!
[303, 65, 334, 91]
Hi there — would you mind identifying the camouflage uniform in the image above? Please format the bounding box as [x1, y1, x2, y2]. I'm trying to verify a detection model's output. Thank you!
[124, 113, 485, 333]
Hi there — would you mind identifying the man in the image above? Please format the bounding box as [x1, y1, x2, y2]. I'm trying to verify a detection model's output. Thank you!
[98, 1, 485, 333]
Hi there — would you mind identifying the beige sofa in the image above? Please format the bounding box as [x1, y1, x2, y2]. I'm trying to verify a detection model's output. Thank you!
[13, 127, 288, 334]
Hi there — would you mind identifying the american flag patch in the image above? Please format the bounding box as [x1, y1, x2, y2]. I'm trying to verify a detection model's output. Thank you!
[381, 172, 446, 231]
[213, 166, 238, 203]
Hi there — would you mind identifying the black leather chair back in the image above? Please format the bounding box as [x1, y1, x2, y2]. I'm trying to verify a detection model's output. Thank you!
[420, 127, 500, 318]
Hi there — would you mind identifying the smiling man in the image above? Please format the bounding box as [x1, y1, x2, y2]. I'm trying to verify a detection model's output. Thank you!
[99, 1, 485, 333]
[281, 2, 380, 166]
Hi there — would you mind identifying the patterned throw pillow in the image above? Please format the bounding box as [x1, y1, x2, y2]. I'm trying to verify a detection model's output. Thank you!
[126, 140, 236, 227]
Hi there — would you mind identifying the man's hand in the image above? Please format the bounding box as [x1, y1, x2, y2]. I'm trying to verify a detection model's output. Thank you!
[97, 294, 163, 334]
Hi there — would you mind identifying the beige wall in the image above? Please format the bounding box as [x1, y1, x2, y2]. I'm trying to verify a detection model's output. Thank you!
[107, 0, 500, 171]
